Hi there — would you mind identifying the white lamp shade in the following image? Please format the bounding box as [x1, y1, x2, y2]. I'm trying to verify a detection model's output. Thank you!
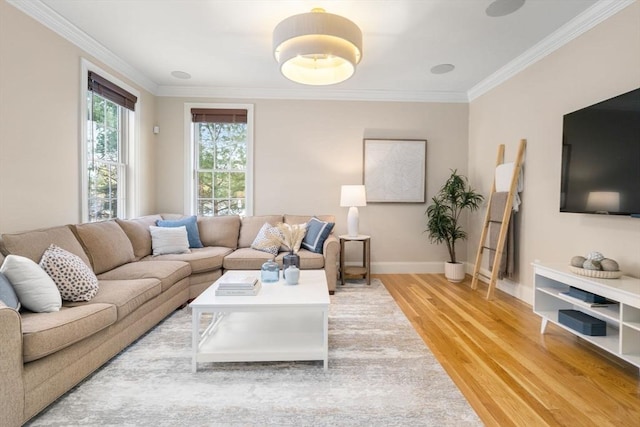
[340, 185, 367, 207]
[273, 8, 362, 86]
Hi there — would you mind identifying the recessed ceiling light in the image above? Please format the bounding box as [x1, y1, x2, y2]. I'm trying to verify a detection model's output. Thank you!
[430, 64, 455, 74]
[171, 70, 191, 79]
[486, 0, 526, 17]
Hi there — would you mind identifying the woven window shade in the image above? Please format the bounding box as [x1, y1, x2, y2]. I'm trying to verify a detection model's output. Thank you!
[88, 71, 137, 111]
[191, 108, 247, 123]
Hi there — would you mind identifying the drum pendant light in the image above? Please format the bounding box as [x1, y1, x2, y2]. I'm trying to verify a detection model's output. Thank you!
[273, 8, 363, 86]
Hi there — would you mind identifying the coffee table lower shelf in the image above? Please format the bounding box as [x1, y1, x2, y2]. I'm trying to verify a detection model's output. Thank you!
[192, 310, 328, 371]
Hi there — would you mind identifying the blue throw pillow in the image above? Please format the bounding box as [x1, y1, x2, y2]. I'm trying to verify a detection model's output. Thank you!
[301, 217, 335, 254]
[0, 271, 20, 310]
[156, 216, 203, 248]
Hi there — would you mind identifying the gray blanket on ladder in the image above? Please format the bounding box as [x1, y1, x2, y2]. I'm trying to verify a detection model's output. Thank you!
[488, 191, 516, 279]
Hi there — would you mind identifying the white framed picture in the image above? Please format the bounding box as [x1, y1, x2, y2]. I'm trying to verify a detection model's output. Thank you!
[363, 139, 427, 203]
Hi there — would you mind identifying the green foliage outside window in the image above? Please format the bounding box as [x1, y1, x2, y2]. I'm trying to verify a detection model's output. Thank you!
[87, 92, 124, 221]
[196, 122, 247, 216]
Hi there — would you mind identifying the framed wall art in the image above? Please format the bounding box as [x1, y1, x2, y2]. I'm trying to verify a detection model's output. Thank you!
[363, 138, 427, 203]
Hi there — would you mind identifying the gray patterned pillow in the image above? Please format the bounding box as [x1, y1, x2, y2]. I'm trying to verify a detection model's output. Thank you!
[250, 223, 282, 256]
[40, 244, 99, 302]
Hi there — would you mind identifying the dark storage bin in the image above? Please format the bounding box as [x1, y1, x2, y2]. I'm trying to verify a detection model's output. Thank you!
[558, 309, 606, 336]
[568, 286, 608, 304]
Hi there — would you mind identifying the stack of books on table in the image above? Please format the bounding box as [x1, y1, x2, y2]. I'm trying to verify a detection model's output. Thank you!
[215, 275, 261, 296]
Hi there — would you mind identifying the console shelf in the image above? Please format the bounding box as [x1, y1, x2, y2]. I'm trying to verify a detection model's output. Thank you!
[533, 262, 640, 368]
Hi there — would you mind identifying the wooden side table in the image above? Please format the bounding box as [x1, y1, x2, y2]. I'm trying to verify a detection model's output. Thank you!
[339, 234, 371, 286]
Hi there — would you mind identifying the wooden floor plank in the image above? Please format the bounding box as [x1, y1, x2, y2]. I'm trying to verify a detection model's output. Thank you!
[377, 273, 640, 427]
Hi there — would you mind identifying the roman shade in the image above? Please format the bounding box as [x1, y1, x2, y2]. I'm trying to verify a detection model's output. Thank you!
[191, 109, 247, 123]
[88, 71, 137, 111]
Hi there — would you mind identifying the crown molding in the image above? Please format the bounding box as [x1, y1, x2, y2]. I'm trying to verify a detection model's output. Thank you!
[9, 0, 632, 104]
[467, 0, 636, 101]
[156, 85, 469, 103]
[7, 0, 158, 94]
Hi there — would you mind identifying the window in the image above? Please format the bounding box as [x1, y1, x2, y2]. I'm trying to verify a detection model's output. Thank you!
[190, 107, 252, 216]
[83, 69, 137, 222]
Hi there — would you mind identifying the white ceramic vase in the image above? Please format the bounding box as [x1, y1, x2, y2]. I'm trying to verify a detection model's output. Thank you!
[444, 262, 465, 283]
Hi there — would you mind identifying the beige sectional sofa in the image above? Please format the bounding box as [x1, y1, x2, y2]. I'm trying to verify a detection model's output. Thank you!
[0, 213, 338, 426]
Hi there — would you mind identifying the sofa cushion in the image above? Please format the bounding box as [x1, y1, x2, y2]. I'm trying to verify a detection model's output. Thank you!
[284, 214, 335, 226]
[116, 215, 163, 260]
[197, 215, 240, 249]
[223, 247, 276, 270]
[66, 278, 161, 321]
[21, 303, 117, 362]
[0, 255, 62, 313]
[156, 215, 203, 248]
[1, 225, 91, 267]
[73, 221, 135, 274]
[276, 248, 325, 269]
[238, 215, 283, 248]
[39, 244, 99, 302]
[0, 272, 20, 310]
[250, 223, 282, 256]
[143, 246, 232, 274]
[301, 217, 335, 254]
[149, 226, 190, 256]
[97, 260, 191, 293]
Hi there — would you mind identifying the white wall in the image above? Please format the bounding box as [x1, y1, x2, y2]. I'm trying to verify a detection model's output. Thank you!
[155, 97, 469, 271]
[467, 2, 640, 302]
[0, 0, 157, 233]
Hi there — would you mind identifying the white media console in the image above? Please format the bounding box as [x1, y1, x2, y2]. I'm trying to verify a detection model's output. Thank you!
[532, 262, 640, 368]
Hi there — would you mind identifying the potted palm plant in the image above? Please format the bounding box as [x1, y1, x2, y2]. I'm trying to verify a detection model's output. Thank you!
[425, 170, 484, 282]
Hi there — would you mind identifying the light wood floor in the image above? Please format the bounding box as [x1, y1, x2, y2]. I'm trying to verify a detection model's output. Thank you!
[378, 273, 640, 427]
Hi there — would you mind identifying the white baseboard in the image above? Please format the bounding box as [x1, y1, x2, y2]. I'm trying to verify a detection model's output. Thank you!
[466, 263, 533, 304]
[363, 261, 533, 304]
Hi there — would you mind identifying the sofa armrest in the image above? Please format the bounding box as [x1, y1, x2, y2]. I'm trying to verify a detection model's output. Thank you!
[322, 235, 340, 293]
[0, 304, 25, 427]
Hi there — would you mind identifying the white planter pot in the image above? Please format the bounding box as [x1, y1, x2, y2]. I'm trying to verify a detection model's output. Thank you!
[444, 262, 465, 283]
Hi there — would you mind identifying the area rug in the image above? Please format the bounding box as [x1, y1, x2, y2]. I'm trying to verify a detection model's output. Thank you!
[27, 279, 481, 426]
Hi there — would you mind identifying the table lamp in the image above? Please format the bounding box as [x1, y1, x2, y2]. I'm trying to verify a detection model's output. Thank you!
[340, 185, 367, 237]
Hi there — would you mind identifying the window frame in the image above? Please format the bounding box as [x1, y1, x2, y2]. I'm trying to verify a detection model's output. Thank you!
[184, 103, 254, 216]
[80, 59, 141, 222]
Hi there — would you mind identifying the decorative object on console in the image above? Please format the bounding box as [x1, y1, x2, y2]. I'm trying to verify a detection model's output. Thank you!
[340, 185, 367, 237]
[273, 8, 362, 86]
[569, 251, 622, 279]
[425, 170, 483, 283]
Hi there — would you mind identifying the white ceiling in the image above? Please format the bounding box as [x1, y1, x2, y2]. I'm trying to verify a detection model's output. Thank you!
[10, 0, 630, 101]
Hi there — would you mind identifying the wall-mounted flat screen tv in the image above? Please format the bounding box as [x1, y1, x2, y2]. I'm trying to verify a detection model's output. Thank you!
[560, 87, 640, 216]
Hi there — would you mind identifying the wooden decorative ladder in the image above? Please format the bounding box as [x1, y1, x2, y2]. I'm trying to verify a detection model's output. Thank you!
[471, 139, 526, 300]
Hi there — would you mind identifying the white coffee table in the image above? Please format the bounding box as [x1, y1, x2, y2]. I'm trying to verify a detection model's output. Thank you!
[189, 270, 330, 372]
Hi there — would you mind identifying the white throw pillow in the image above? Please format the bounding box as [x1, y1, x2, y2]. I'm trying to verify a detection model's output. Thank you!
[40, 244, 99, 302]
[0, 254, 62, 312]
[149, 225, 191, 256]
